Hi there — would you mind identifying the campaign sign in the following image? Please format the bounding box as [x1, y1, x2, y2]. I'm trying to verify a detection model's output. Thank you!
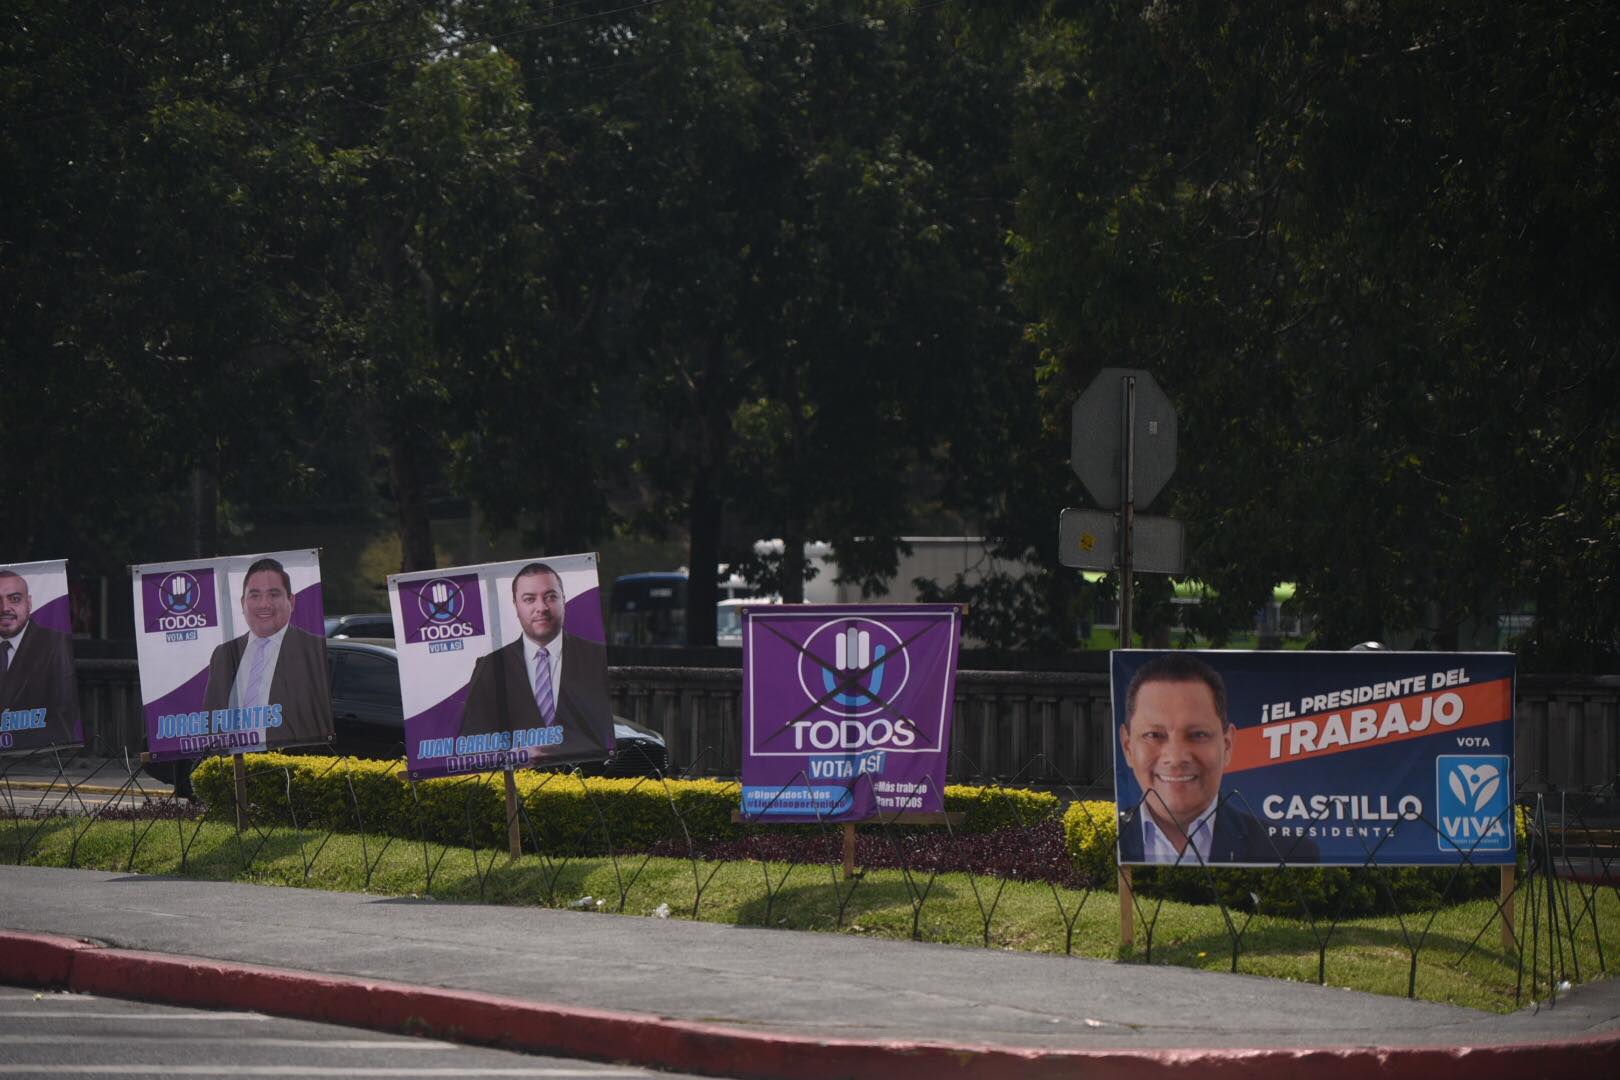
[392, 553, 615, 780]
[0, 558, 84, 754]
[1111, 650, 1517, 867]
[133, 550, 333, 763]
[741, 604, 962, 823]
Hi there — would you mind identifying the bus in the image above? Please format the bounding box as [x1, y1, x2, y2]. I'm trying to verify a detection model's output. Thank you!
[608, 570, 757, 646]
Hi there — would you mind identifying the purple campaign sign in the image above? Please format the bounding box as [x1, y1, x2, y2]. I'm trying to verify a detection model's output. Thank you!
[397, 574, 486, 646]
[141, 568, 219, 635]
[742, 605, 962, 823]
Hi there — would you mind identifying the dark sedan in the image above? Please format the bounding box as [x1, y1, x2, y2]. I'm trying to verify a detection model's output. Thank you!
[327, 638, 668, 777]
[145, 638, 667, 790]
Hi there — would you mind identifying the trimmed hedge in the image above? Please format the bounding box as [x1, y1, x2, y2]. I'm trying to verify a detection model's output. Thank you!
[191, 755, 1059, 856]
[1063, 797, 1533, 915]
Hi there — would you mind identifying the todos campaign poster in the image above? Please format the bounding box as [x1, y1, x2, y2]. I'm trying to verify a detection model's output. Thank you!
[741, 604, 962, 823]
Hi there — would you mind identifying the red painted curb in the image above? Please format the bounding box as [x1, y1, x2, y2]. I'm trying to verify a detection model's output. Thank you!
[2, 931, 1616, 1079]
[0, 932, 98, 988]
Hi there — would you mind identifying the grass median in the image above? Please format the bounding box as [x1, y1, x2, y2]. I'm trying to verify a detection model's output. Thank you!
[11, 815, 1613, 1014]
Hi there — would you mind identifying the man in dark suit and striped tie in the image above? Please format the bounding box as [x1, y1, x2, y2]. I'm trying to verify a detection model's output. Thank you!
[0, 568, 82, 750]
[456, 562, 613, 765]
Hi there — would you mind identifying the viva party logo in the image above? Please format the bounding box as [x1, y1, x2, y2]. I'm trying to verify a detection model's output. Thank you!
[1437, 755, 1512, 853]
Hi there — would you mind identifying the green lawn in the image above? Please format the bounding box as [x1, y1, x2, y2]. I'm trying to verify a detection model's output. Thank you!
[9, 816, 1612, 1014]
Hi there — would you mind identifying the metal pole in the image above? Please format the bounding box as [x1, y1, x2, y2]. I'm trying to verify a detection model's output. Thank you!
[1119, 376, 1137, 648]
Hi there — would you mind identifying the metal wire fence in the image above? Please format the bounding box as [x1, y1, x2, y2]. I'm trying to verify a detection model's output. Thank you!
[3, 743, 1615, 1010]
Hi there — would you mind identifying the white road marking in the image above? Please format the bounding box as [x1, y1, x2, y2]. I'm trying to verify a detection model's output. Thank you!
[0, 1037, 454, 1049]
[0, 1011, 269, 1020]
[0, 1068, 651, 1076]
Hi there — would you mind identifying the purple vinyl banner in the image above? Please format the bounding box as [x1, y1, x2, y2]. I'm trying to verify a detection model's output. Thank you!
[0, 558, 85, 754]
[741, 604, 962, 823]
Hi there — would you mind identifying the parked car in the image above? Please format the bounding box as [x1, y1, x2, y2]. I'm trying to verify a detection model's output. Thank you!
[144, 639, 668, 790]
[324, 639, 668, 776]
[324, 612, 395, 640]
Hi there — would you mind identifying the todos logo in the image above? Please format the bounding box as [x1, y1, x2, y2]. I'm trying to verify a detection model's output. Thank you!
[1436, 755, 1513, 853]
[403, 574, 484, 645]
[791, 618, 914, 751]
[143, 568, 218, 634]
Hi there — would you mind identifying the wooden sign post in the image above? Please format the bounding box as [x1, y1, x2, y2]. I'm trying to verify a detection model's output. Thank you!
[1119, 866, 1134, 948]
[504, 769, 523, 860]
[232, 753, 249, 833]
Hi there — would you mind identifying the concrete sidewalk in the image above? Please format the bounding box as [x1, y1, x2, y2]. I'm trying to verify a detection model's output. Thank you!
[2, 866, 1617, 1078]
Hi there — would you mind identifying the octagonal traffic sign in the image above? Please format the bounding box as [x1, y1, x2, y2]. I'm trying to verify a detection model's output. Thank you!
[1070, 368, 1177, 510]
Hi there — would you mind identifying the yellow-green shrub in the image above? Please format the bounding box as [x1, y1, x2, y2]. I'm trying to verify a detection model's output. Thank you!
[1060, 794, 1535, 913]
[193, 755, 1054, 855]
[1062, 799, 1119, 885]
[943, 784, 1061, 832]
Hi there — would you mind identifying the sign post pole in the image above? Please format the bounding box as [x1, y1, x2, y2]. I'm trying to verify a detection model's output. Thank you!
[232, 753, 248, 833]
[1119, 374, 1137, 649]
[1500, 866, 1516, 951]
[1119, 866, 1134, 948]
[504, 769, 522, 860]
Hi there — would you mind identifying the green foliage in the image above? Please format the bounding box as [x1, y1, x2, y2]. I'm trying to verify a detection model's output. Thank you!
[981, 0, 1620, 662]
[1062, 800, 1119, 885]
[1063, 795, 1533, 916]
[192, 755, 1048, 852]
[943, 784, 1060, 833]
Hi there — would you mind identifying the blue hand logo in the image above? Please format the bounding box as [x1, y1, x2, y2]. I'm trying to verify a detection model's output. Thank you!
[822, 625, 887, 707]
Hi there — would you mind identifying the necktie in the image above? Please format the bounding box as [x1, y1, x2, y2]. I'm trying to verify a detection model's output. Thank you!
[243, 636, 271, 706]
[0, 639, 10, 679]
[534, 645, 556, 726]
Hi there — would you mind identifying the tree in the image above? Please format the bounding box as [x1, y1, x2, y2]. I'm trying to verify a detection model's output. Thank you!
[485, 0, 1024, 638]
[982, 1, 1619, 666]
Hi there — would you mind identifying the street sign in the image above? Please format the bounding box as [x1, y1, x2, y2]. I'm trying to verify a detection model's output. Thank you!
[1130, 514, 1185, 575]
[1057, 509, 1115, 571]
[1070, 368, 1177, 510]
[1058, 510, 1184, 574]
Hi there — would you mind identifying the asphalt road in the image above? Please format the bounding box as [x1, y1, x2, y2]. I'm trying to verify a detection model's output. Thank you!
[0, 985, 715, 1079]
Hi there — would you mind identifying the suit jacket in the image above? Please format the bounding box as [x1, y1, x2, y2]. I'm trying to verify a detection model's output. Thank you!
[0, 622, 82, 750]
[1117, 797, 1320, 865]
[457, 632, 613, 763]
[202, 626, 334, 749]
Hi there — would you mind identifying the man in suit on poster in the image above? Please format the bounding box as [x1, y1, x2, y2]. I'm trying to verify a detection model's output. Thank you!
[457, 562, 612, 762]
[0, 569, 81, 749]
[1117, 653, 1317, 865]
[202, 557, 333, 749]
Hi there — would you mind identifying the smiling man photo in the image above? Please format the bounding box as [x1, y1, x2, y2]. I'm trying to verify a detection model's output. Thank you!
[456, 562, 612, 761]
[1117, 653, 1316, 865]
[201, 557, 333, 748]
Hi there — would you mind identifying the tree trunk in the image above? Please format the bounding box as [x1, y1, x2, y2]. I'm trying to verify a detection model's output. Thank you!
[686, 469, 721, 646]
[190, 464, 218, 559]
[781, 521, 806, 603]
[389, 434, 435, 572]
[780, 368, 808, 603]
